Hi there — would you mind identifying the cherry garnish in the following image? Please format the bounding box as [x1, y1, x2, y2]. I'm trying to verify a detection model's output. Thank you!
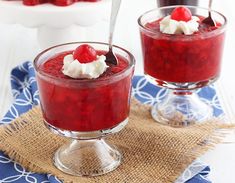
[171, 7, 192, 22]
[73, 44, 97, 63]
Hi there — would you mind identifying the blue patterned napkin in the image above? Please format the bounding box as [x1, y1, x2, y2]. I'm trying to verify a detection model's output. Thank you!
[0, 62, 222, 182]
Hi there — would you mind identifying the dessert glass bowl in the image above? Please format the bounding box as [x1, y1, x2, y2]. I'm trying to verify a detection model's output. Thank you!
[34, 42, 135, 176]
[138, 6, 226, 127]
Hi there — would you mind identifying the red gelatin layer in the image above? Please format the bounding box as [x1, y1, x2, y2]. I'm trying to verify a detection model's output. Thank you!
[37, 50, 132, 132]
[140, 17, 225, 83]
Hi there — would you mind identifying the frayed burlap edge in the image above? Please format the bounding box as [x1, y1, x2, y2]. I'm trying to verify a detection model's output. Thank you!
[130, 99, 235, 182]
[0, 108, 67, 174]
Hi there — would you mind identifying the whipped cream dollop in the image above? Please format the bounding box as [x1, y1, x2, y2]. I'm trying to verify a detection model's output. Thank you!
[160, 15, 200, 35]
[62, 54, 108, 79]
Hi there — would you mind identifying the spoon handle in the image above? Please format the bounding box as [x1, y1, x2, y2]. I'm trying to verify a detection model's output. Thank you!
[208, 0, 213, 17]
[209, 0, 213, 9]
[108, 0, 122, 50]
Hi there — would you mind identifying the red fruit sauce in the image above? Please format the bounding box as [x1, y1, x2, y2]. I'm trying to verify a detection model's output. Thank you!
[140, 16, 225, 84]
[37, 50, 132, 132]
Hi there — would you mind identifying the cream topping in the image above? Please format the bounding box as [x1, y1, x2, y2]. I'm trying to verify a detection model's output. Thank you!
[62, 54, 108, 79]
[160, 15, 200, 35]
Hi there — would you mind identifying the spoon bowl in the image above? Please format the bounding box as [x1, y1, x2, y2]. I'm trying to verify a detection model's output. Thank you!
[105, 47, 118, 65]
[105, 0, 122, 65]
[202, 0, 216, 26]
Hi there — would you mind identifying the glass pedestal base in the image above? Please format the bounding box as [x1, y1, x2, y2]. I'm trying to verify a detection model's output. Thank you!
[151, 90, 213, 127]
[54, 139, 121, 176]
[44, 119, 128, 176]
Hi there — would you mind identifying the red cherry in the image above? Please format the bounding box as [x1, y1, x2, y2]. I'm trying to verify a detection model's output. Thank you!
[82, 0, 101, 2]
[73, 44, 97, 63]
[53, 0, 74, 6]
[23, 0, 41, 6]
[171, 7, 192, 22]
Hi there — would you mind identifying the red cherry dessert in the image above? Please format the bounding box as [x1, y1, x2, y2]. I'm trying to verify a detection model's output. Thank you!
[36, 44, 134, 132]
[139, 6, 225, 85]
[22, 0, 101, 6]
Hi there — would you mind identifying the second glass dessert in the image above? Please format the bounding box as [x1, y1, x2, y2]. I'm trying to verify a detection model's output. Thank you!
[138, 6, 226, 127]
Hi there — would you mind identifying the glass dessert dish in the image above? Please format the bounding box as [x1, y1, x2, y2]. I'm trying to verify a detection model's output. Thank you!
[138, 6, 226, 127]
[34, 42, 135, 176]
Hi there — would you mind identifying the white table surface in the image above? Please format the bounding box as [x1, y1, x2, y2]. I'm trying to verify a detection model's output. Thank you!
[0, 0, 235, 182]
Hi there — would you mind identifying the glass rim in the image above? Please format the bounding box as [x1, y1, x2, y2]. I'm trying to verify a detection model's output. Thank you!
[34, 41, 135, 84]
[138, 5, 227, 37]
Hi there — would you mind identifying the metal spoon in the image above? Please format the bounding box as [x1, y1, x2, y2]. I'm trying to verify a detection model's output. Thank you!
[105, 0, 122, 65]
[202, 0, 216, 26]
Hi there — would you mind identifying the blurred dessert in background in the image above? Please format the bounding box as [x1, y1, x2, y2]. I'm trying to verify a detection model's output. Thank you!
[157, 0, 198, 7]
[4, 0, 101, 6]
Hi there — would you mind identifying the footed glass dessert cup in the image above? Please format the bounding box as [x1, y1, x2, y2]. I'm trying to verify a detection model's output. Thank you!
[138, 6, 226, 127]
[34, 42, 135, 176]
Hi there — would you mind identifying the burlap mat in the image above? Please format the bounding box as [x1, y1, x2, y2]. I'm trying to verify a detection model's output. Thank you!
[0, 99, 233, 183]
